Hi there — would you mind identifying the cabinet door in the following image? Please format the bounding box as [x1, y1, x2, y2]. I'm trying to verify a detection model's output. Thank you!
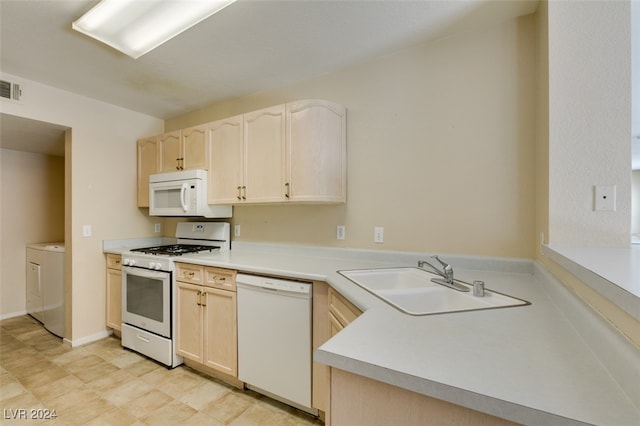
[286, 100, 346, 203]
[244, 105, 286, 203]
[137, 136, 159, 207]
[106, 268, 122, 330]
[176, 282, 203, 363]
[208, 115, 244, 204]
[159, 130, 182, 172]
[203, 287, 237, 376]
[182, 125, 208, 171]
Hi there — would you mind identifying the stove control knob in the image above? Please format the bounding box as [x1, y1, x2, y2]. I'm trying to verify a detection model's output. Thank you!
[155, 263, 163, 270]
[129, 259, 136, 266]
[123, 258, 129, 266]
[149, 261, 156, 269]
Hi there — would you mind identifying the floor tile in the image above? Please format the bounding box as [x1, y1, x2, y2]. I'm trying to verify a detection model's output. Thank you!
[0, 316, 323, 426]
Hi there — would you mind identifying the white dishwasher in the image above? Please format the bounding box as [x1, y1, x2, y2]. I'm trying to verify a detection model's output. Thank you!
[236, 274, 315, 415]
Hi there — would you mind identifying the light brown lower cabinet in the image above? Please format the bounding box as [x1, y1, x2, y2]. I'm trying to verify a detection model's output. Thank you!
[176, 264, 237, 377]
[105, 254, 122, 331]
[331, 368, 519, 426]
[312, 285, 363, 424]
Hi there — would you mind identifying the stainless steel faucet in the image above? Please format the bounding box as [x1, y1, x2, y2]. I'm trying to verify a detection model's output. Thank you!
[417, 255, 469, 292]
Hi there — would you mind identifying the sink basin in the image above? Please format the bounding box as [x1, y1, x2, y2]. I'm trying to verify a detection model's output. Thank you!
[338, 267, 529, 316]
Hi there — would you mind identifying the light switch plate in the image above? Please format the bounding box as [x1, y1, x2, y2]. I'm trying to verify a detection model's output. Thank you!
[374, 226, 384, 243]
[594, 185, 616, 211]
[337, 225, 345, 240]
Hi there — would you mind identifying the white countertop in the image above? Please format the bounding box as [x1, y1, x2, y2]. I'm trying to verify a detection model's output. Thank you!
[543, 244, 640, 322]
[105, 241, 640, 425]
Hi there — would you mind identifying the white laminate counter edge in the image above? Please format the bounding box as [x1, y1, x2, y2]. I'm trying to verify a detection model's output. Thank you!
[534, 262, 640, 409]
[315, 346, 589, 426]
[542, 244, 640, 322]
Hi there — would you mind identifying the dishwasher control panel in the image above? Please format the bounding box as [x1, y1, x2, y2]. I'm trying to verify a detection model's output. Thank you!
[236, 274, 311, 294]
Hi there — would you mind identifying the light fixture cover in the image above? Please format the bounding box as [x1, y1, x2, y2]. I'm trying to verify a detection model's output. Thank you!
[72, 0, 236, 59]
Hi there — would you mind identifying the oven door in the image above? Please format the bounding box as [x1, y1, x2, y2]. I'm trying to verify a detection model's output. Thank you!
[122, 266, 171, 338]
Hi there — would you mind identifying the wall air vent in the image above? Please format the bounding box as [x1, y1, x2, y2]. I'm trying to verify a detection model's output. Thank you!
[0, 80, 22, 101]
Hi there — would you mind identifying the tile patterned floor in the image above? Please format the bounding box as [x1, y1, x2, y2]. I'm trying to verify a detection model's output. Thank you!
[0, 316, 322, 425]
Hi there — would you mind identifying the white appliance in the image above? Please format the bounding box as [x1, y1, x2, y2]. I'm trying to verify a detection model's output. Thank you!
[26, 243, 65, 338]
[149, 169, 232, 218]
[121, 222, 230, 368]
[236, 274, 316, 415]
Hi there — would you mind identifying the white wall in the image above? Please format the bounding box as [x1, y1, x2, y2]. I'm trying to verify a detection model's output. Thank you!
[633, 170, 640, 237]
[168, 15, 537, 258]
[0, 149, 64, 318]
[0, 73, 164, 343]
[548, 0, 632, 246]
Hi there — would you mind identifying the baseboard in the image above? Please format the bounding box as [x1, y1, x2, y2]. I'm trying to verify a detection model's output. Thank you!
[0, 310, 27, 321]
[69, 330, 111, 347]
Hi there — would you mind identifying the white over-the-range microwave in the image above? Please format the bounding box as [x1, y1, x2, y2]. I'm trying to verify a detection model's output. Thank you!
[149, 169, 232, 218]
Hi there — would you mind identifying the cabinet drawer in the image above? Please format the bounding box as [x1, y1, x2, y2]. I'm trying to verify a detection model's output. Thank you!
[176, 263, 204, 285]
[329, 288, 362, 328]
[204, 267, 236, 291]
[106, 253, 122, 270]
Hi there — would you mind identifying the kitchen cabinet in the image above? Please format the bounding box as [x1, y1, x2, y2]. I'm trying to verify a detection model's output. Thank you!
[207, 115, 244, 204]
[286, 100, 346, 203]
[158, 125, 208, 173]
[311, 284, 363, 421]
[209, 105, 286, 204]
[241, 104, 287, 203]
[328, 286, 362, 337]
[176, 263, 237, 377]
[207, 100, 346, 205]
[105, 253, 122, 331]
[136, 135, 159, 207]
[331, 368, 518, 426]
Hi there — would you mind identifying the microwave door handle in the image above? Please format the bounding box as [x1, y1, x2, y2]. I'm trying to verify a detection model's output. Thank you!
[180, 183, 189, 212]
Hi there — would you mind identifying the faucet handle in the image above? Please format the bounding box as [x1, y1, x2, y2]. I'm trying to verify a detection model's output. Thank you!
[431, 255, 452, 272]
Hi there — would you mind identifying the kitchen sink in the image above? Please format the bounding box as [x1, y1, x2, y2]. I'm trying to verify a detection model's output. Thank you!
[338, 267, 529, 316]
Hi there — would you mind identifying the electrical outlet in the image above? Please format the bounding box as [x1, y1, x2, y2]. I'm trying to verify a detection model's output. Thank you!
[154, 223, 161, 233]
[234, 224, 241, 237]
[337, 225, 346, 240]
[374, 226, 384, 243]
[82, 225, 92, 237]
[594, 185, 616, 211]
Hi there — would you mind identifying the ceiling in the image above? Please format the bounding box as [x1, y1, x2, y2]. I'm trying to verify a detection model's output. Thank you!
[0, 0, 555, 160]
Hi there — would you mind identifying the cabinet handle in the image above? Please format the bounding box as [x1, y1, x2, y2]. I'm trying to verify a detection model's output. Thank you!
[285, 182, 290, 199]
[186, 271, 195, 278]
[242, 186, 247, 200]
[196, 290, 202, 306]
[237, 186, 242, 200]
[200, 291, 207, 307]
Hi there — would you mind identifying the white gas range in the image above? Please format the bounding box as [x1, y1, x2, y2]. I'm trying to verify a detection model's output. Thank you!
[120, 222, 230, 367]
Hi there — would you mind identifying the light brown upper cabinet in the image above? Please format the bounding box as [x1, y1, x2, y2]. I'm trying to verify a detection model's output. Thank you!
[286, 99, 346, 203]
[137, 135, 159, 207]
[208, 100, 346, 205]
[207, 115, 244, 205]
[159, 126, 208, 173]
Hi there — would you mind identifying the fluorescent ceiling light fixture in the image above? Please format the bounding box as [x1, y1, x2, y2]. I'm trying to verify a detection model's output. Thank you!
[72, 0, 236, 59]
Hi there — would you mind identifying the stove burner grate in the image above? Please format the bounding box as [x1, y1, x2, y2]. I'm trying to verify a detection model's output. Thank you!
[131, 244, 220, 256]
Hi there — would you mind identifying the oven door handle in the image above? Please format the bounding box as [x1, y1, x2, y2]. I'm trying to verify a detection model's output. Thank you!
[122, 266, 170, 280]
